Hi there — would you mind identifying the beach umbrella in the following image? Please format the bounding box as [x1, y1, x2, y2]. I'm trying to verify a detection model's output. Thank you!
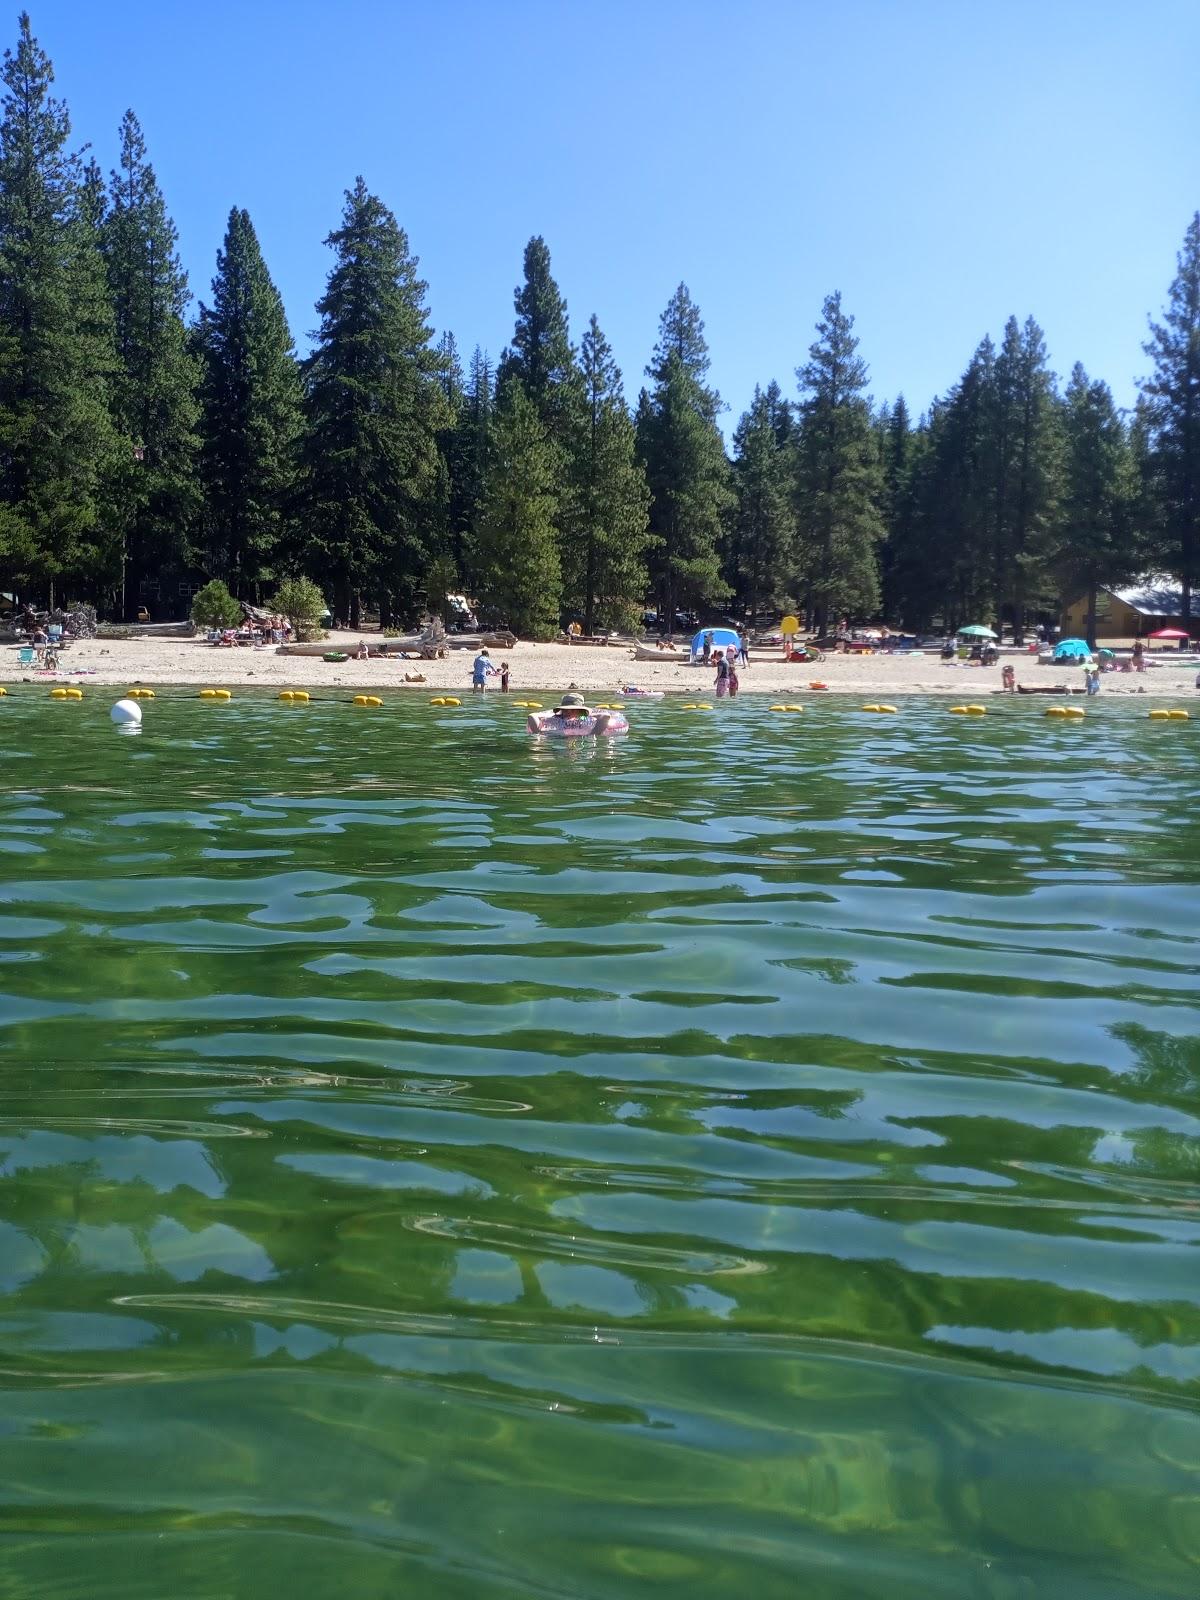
[1053, 637, 1092, 660]
[1149, 627, 1189, 639]
[956, 624, 996, 638]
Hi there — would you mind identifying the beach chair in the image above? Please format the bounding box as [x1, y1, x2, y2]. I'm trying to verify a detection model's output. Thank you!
[17, 646, 35, 666]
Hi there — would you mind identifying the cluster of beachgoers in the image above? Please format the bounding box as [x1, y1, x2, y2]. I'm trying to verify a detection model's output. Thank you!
[3, 619, 1198, 704]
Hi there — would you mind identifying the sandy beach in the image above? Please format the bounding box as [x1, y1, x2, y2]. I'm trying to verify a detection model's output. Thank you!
[3, 631, 1198, 699]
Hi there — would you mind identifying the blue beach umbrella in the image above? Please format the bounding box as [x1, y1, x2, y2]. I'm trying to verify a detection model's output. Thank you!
[1053, 637, 1092, 660]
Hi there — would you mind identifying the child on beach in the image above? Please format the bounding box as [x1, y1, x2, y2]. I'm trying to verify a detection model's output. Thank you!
[500, 661, 510, 693]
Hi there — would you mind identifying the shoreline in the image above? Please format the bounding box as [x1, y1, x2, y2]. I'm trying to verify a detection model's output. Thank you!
[3, 632, 1198, 698]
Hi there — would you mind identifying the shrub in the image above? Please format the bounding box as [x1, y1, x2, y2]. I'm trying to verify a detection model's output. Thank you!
[271, 576, 327, 641]
[191, 579, 242, 630]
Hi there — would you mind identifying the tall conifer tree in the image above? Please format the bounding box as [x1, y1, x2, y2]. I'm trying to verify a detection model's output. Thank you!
[636, 283, 730, 625]
[730, 382, 793, 620]
[568, 314, 649, 631]
[103, 109, 199, 617]
[496, 236, 583, 602]
[988, 314, 1060, 638]
[1141, 213, 1200, 626]
[0, 13, 122, 599]
[302, 178, 448, 626]
[1052, 363, 1136, 641]
[195, 206, 301, 593]
[473, 380, 561, 638]
[793, 292, 884, 632]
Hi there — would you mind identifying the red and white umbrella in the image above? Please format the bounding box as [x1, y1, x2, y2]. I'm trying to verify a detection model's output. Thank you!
[1149, 627, 1190, 639]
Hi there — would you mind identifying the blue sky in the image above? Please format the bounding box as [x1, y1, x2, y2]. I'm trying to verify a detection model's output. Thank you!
[27, 0, 1200, 425]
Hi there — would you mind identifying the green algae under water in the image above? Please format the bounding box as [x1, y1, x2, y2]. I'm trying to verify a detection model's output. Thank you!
[1, 691, 1198, 1599]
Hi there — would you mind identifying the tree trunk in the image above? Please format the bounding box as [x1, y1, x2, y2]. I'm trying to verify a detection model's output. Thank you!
[583, 532, 595, 636]
[1085, 581, 1097, 648]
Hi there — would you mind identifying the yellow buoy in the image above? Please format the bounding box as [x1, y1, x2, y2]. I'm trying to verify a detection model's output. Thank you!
[50, 686, 68, 699]
[278, 691, 295, 701]
[769, 704, 786, 712]
[292, 690, 309, 703]
[878, 704, 898, 714]
[1064, 707, 1086, 718]
[965, 705, 986, 715]
[443, 696, 461, 706]
[128, 687, 155, 699]
[1045, 706, 1067, 717]
[354, 694, 383, 707]
[525, 701, 542, 710]
[949, 705, 969, 714]
[65, 687, 83, 700]
[1167, 708, 1190, 720]
[0, 685, 7, 695]
[1148, 708, 1171, 719]
[784, 704, 804, 713]
[215, 689, 231, 701]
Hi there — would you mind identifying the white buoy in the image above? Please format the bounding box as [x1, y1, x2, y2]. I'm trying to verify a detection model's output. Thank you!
[110, 698, 142, 727]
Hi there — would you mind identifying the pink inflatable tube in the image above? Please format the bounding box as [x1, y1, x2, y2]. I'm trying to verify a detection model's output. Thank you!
[527, 710, 629, 737]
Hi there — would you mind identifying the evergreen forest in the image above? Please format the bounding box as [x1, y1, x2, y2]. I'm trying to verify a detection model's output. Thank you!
[1, 13, 1197, 639]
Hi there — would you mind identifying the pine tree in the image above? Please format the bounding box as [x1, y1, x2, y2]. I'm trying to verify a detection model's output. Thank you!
[451, 344, 493, 590]
[473, 380, 561, 638]
[301, 178, 449, 627]
[429, 330, 471, 586]
[0, 13, 123, 600]
[1052, 363, 1137, 642]
[1141, 213, 1200, 626]
[730, 382, 793, 621]
[876, 394, 917, 619]
[989, 314, 1061, 639]
[496, 236, 583, 609]
[194, 206, 301, 594]
[496, 236, 581, 443]
[103, 109, 200, 618]
[793, 292, 884, 633]
[636, 283, 731, 626]
[567, 314, 649, 632]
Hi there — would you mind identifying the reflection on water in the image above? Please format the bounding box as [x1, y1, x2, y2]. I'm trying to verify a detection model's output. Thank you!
[1, 694, 1198, 1598]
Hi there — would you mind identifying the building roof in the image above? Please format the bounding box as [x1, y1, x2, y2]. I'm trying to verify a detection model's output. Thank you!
[1107, 576, 1185, 615]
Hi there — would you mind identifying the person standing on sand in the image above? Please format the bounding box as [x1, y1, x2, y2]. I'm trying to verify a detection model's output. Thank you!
[500, 661, 510, 693]
[738, 634, 749, 666]
[727, 646, 740, 697]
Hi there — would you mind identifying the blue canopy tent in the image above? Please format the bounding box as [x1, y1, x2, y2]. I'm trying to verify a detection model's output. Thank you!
[690, 626, 742, 661]
[1053, 638, 1092, 661]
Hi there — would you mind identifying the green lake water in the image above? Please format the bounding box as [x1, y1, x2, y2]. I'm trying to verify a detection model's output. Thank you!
[1, 691, 1198, 1598]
